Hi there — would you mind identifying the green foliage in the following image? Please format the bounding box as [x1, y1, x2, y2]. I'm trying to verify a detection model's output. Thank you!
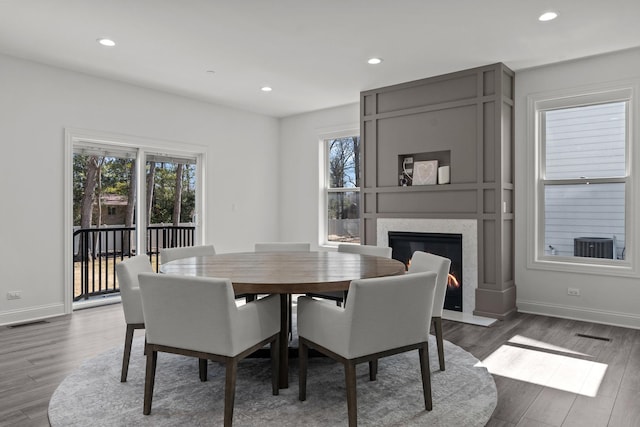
[72, 154, 89, 224]
[72, 154, 196, 226]
[148, 162, 196, 224]
[100, 158, 133, 195]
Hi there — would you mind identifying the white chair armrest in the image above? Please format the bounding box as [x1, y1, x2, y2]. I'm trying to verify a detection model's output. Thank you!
[232, 294, 280, 354]
[121, 287, 144, 325]
[297, 296, 349, 357]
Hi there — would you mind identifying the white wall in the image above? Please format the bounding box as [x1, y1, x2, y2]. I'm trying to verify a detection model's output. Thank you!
[0, 54, 280, 325]
[515, 47, 640, 329]
[279, 103, 359, 249]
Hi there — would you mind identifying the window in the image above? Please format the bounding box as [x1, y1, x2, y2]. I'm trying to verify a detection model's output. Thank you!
[534, 88, 631, 266]
[322, 135, 360, 245]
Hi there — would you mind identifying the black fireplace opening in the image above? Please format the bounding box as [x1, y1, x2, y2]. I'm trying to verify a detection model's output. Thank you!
[388, 231, 463, 312]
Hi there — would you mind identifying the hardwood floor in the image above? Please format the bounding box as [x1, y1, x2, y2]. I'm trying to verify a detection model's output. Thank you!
[0, 303, 638, 426]
[443, 312, 640, 427]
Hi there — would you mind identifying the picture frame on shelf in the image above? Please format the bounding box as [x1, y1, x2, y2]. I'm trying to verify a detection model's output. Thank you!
[412, 160, 438, 185]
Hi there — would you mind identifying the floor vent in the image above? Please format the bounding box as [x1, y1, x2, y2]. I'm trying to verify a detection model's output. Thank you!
[8, 320, 48, 328]
[576, 333, 611, 342]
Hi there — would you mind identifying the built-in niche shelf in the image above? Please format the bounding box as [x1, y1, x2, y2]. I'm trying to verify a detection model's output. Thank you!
[398, 150, 450, 186]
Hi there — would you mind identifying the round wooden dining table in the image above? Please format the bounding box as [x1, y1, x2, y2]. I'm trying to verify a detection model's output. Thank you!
[160, 250, 406, 388]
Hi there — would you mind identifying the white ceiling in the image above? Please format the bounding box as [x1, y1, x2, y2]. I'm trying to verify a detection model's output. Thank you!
[1, 1, 639, 118]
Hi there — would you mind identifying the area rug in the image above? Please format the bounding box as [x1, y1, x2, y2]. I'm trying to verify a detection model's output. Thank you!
[49, 336, 496, 426]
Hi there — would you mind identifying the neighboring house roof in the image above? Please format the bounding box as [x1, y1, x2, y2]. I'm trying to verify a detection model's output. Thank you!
[96, 194, 128, 206]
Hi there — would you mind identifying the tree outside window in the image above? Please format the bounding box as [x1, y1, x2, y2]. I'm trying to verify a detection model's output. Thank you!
[326, 136, 360, 243]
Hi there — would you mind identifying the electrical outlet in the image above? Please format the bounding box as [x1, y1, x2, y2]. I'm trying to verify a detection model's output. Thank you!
[567, 288, 580, 296]
[403, 157, 413, 165]
[7, 291, 22, 300]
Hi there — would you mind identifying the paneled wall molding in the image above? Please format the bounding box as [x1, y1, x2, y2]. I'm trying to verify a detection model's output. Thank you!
[360, 62, 515, 319]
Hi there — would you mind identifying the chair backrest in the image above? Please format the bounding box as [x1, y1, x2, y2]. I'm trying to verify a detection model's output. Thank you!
[138, 272, 243, 356]
[254, 242, 310, 252]
[160, 244, 216, 264]
[408, 251, 452, 318]
[343, 271, 437, 358]
[115, 255, 153, 324]
[338, 244, 392, 258]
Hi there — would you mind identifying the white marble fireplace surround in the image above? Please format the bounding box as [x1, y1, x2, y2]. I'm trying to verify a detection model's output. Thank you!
[377, 218, 496, 327]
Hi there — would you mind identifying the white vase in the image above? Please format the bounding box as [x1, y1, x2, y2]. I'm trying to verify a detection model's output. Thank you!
[438, 166, 450, 184]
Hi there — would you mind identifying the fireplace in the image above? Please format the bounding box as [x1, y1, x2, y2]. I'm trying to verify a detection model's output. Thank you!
[377, 218, 477, 316]
[388, 231, 463, 312]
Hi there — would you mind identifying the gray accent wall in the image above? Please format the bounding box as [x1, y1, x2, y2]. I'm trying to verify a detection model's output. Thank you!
[360, 63, 515, 319]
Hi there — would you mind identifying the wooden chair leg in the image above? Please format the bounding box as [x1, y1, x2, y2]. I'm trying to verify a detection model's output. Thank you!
[288, 294, 293, 340]
[143, 347, 157, 415]
[433, 316, 445, 371]
[271, 335, 280, 395]
[345, 361, 358, 427]
[298, 339, 308, 401]
[279, 294, 289, 389]
[369, 359, 378, 381]
[121, 324, 135, 382]
[199, 358, 208, 382]
[223, 359, 238, 427]
[418, 344, 433, 411]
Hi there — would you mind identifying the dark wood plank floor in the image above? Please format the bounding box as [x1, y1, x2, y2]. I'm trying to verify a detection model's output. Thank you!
[1, 303, 638, 426]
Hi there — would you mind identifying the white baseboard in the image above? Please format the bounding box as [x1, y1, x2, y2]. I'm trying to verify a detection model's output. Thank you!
[517, 300, 640, 330]
[73, 295, 121, 311]
[0, 302, 66, 327]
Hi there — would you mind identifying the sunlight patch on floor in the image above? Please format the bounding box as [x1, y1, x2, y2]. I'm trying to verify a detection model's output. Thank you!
[476, 340, 607, 397]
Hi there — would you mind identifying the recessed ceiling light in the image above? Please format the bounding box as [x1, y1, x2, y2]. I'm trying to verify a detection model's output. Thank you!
[261, 86, 273, 92]
[367, 57, 383, 65]
[97, 38, 116, 47]
[538, 11, 558, 21]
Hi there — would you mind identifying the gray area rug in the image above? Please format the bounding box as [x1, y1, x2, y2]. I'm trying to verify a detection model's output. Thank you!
[49, 334, 496, 426]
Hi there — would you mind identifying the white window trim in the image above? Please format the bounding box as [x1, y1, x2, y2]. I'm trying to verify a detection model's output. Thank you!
[526, 82, 640, 277]
[317, 126, 360, 248]
[64, 127, 208, 313]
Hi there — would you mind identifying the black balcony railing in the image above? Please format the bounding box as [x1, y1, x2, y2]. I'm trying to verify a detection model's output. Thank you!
[73, 225, 195, 301]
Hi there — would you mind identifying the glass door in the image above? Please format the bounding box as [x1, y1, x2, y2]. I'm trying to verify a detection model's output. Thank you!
[72, 145, 137, 302]
[144, 153, 199, 270]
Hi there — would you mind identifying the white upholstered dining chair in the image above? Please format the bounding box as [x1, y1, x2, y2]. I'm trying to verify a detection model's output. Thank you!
[307, 244, 392, 306]
[159, 244, 216, 264]
[160, 244, 254, 302]
[115, 255, 153, 382]
[337, 243, 392, 258]
[297, 271, 438, 427]
[408, 251, 452, 371]
[138, 272, 281, 427]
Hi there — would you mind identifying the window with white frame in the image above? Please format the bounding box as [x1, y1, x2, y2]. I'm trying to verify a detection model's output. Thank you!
[535, 88, 631, 264]
[323, 135, 360, 245]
